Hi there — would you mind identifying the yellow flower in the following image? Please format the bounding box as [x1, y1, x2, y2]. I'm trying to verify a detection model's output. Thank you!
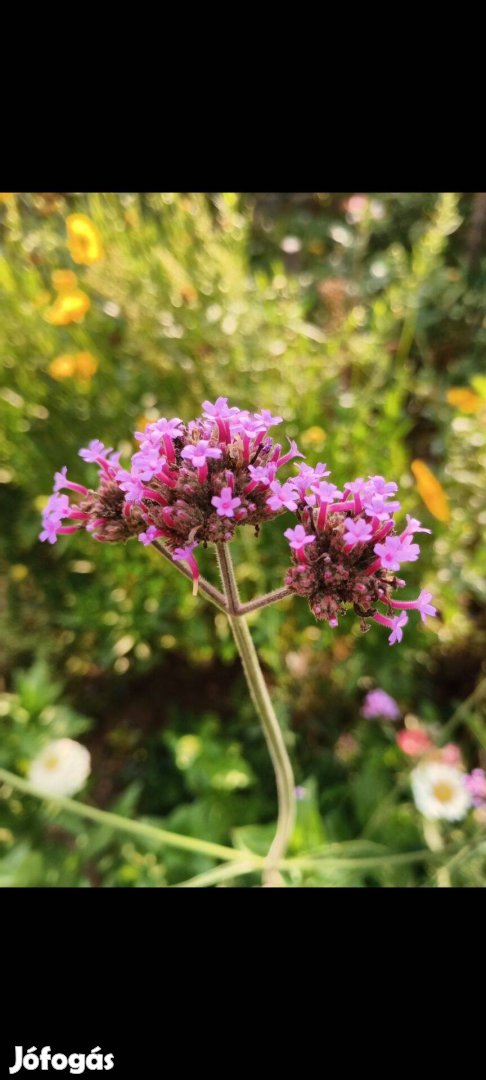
[75, 352, 98, 379]
[51, 269, 78, 293]
[446, 387, 483, 413]
[411, 460, 450, 523]
[66, 213, 104, 265]
[135, 416, 153, 433]
[48, 354, 78, 380]
[0, 193, 15, 203]
[44, 289, 90, 325]
[301, 425, 326, 448]
[10, 564, 28, 582]
[48, 351, 98, 381]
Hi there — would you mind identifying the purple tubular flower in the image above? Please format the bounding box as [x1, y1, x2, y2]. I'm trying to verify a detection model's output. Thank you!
[116, 470, 144, 504]
[388, 612, 408, 645]
[374, 535, 420, 571]
[361, 689, 401, 721]
[211, 487, 242, 518]
[277, 438, 305, 467]
[244, 464, 275, 493]
[401, 514, 432, 538]
[181, 440, 222, 481]
[368, 476, 398, 497]
[284, 524, 316, 562]
[54, 467, 88, 496]
[138, 526, 164, 545]
[79, 440, 113, 464]
[372, 611, 408, 645]
[254, 409, 283, 428]
[390, 589, 437, 623]
[39, 493, 75, 544]
[202, 397, 239, 442]
[343, 517, 373, 548]
[173, 543, 200, 594]
[131, 447, 164, 482]
[267, 481, 299, 512]
[39, 518, 62, 544]
[364, 494, 401, 519]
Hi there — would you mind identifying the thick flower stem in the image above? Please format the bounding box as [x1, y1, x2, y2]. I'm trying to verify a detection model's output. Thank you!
[216, 544, 296, 886]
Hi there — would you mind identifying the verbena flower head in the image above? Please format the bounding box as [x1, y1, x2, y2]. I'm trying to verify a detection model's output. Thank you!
[38, 401, 301, 585]
[361, 689, 400, 721]
[283, 467, 437, 644]
[39, 404, 435, 642]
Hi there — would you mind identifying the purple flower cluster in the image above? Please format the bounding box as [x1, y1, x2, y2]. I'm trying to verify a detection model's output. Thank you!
[283, 470, 437, 644]
[39, 399, 301, 576]
[39, 402, 437, 644]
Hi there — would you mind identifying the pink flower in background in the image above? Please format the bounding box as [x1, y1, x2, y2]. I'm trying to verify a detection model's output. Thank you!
[396, 729, 433, 757]
[464, 768, 486, 807]
[440, 743, 462, 766]
[361, 689, 400, 721]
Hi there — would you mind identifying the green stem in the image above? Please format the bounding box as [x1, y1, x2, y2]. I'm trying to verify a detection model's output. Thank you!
[0, 766, 259, 865]
[237, 587, 293, 615]
[174, 860, 260, 888]
[216, 544, 296, 885]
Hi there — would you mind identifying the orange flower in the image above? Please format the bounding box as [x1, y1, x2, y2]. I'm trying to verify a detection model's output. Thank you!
[411, 460, 450, 523]
[66, 213, 104, 265]
[44, 289, 90, 326]
[48, 354, 77, 380]
[48, 352, 98, 380]
[51, 269, 78, 293]
[446, 387, 483, 413]
[75, 352, 98, 379]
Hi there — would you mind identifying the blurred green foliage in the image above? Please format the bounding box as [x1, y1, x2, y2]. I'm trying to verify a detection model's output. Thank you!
[1, 191, 486, 886]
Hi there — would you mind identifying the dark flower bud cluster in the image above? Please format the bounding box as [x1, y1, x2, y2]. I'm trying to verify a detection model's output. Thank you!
[282, 468, 436, 644]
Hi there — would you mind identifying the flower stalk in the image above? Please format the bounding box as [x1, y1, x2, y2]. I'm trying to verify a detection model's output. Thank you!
[216, 543, 296, 885]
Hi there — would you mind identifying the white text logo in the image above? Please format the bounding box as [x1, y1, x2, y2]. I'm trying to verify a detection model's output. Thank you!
[9, 1048, 114, 1075]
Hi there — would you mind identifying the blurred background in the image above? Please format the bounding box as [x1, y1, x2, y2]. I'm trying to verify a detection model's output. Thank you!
[1, 191, 485, 887]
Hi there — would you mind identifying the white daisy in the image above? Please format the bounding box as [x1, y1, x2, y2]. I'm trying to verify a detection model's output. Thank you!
[28, 738, 91, 797]
[411, 761, 471, 822]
